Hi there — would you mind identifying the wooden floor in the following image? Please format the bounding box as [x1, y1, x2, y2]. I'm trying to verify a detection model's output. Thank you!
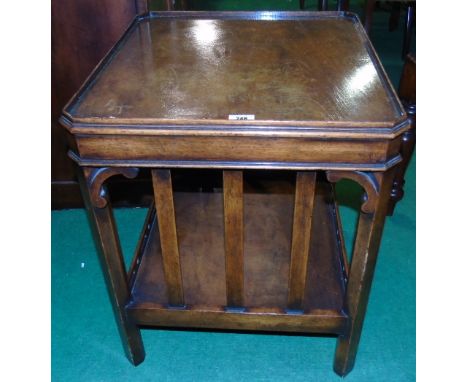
[130, 174, 347, 316]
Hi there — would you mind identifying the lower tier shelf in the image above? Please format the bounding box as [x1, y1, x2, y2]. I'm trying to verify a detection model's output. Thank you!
[126, 176, 348, 334]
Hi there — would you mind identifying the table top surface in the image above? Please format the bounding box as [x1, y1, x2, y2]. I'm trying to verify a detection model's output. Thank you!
[63, 11, 405, 130]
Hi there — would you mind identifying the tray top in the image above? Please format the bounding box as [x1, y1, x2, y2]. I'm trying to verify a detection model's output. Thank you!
[63, 12, 405, 131]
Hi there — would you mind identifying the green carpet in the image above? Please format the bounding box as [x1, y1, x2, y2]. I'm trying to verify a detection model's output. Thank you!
[52, 2, 415, 381]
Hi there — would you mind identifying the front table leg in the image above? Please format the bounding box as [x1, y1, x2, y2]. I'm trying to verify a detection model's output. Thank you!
[327, 169, 395, 376]
[77, 166, 145, 365]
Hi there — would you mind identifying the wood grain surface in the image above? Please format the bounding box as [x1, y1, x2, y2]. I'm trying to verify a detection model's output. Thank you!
[63, 12, 404, 128]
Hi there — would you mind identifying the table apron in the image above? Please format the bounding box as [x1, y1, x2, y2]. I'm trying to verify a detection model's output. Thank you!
[73, 134, 402, 171]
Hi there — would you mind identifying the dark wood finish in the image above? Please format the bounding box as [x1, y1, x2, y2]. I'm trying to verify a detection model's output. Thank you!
[300, 1, 349, 11]
[86, 167, 139, 208]
[398, 54, 416, 102]
[338, 0, 350, 11]
[61, 12, 410, 377]
[130, 178, 347, 312]
[128, 202, 156, 288]
[165, 0, 174, 11]
[78, 166, 145, 365]
[331, 185, 349, 279]
[288, 172, 317, 311]
[61, 12, 409, 177]
[327, 169, 395, 376]
[70, 134, 401, 167]
[223, 171, 245, 308]
[327, 171, 380, 214]
[388, 54, 416, 215]
[152, 170, 185, 306]
[402, 3, 415, 59]
[127, 303, 347, 333]
[63, 13, 404, 125]
[363, 0, 376, 34]
[135, 0, 150, 14]
[363, 0, 415, 60]
[318, 0, 329, 11]
[52, 0, 142, 208]
[389, 2, 401, 32]
[51, 181, 83, 209]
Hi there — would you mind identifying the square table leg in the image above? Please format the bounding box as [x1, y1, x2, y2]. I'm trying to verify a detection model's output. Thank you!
[327, 168, 395, 376]
[77, 166, 145, 365]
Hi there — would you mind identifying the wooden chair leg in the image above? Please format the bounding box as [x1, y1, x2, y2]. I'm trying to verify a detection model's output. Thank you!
[389, 2, 401, 31]
[387, 54, 416, 215]
[303, 0, 344, 11]
[317, 0, 328, 11]
[402, 2, 416, 60]
[387, 111, 415, 215]
[363, 0, 376, 34]
[327, 169, 395, 376]
[165, 0, 174, 11]
[78, 166, 145, 365]
[337, 0, 350, 11]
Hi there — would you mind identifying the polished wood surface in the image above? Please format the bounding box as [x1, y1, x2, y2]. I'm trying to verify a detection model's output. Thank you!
[61, 12, 409, 176]
[223, 171, 245, 308]
[288, 172, 317, 311]
[64, 12, 404, 128]
[152, 169, 185, 306]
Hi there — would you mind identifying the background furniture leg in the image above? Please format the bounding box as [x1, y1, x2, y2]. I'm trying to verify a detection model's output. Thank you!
[331, 169, 395, 376]
[337, 0, 350, 11]
[165, 0, 174, 11]
[402, 2, 416, 59]
[317, 0, 328, 11]
[389, 2, 401, 31]
[363, 0, 376, 34]
[388, 54, 416, 215]
[78, 167, 145, 365]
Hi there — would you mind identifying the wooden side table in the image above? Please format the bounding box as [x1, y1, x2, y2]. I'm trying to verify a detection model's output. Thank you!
[60, 11, 410, 376]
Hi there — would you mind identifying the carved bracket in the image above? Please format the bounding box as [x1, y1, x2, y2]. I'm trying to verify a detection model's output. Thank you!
[326, 171, 381, 214]
[84, 167, 139, 208]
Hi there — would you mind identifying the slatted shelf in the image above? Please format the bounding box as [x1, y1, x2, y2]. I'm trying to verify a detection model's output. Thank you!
[126, 174, 348, 334]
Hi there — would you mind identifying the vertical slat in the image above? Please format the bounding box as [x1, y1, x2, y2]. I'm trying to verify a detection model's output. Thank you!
[152, 169, 184, 306]
[223, 171, 244, 308]
[288, 171, 317, 311]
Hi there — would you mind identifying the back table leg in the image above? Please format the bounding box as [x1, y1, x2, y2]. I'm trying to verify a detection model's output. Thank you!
[78, 166, 145, 365]
[327, 169, 395, 376]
